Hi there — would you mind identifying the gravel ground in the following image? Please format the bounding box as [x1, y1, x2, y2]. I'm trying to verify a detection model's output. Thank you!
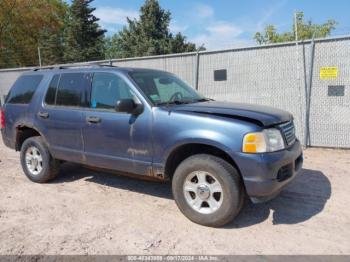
[0, 139, 349, 255]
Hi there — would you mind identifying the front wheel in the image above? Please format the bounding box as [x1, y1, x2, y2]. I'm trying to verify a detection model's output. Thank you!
[172, 154, 244, 227]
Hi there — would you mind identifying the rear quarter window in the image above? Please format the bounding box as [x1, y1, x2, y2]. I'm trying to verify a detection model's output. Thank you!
[6, 75, 43, 104]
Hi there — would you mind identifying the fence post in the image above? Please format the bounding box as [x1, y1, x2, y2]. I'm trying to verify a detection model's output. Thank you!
[194, 51, 200, 90]
[304, 36, 316, 147]
[302, 43, 308, 117]
[194, 44, 205, 90]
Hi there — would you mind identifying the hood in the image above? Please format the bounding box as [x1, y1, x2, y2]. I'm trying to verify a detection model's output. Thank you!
[171, 101, 292, 127]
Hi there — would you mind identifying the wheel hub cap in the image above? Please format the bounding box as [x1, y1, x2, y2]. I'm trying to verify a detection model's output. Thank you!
[197, 184, 210, 200]
[25, 146, 43, 176]
[32, 158, 38, 167]
[183, 171, 224, 214]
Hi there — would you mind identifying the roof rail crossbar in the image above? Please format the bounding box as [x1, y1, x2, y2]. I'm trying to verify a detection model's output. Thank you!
[33, 66, 57, 71]
[88, 62, 118, 68]
[97, 64, 118, 68]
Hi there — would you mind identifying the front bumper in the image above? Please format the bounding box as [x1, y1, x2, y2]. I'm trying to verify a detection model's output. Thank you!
[234, 139, 303, 203]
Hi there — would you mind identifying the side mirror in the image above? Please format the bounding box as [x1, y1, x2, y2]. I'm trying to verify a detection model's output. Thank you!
[115, 99, 143, 115]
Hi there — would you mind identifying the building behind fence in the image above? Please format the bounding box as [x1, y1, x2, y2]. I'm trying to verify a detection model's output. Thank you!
[0, 35, 349, 148]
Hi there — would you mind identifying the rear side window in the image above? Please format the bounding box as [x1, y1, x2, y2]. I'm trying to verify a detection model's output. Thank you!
[45, 75, 60, 105]
[55, 73, 89, 107]
[7, 75, 43, 104]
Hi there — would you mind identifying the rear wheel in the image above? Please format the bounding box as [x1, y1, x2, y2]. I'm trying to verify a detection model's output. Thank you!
[172, 154, 244, 227]
[20, 136, 60, 183]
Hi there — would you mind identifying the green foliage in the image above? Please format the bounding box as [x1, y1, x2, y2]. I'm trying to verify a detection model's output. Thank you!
[63, 0, 106, 63]
[40, 27, 66, 65]
[0, 0, 68, 68]
[254, 12, 337, 44]
[107, 0, 198, 58]
[0, 0, 105, 67]
[0, 0, 198, 68]
[104, 35, 121, 60]
[169, 33, 197, 53]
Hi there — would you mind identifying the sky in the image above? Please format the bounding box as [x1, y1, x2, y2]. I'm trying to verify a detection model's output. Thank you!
[89, 0, 350, 50]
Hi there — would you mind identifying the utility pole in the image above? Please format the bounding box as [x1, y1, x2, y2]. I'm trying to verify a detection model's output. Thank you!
[108, 42, 113, 66]
[37, 47, 42, 68]
[294, 12, 298, 43]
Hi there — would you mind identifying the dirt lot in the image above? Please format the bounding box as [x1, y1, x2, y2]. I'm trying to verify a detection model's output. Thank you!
[0, 139, 349, 255]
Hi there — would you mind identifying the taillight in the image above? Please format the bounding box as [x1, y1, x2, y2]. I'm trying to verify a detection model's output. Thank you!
[0, 109, 5, 129]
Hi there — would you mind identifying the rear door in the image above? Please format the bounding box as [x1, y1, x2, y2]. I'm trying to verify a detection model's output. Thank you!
[36, 73, 90, 163]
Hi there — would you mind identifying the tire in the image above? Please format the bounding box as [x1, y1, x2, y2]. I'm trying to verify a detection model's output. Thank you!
[172, 154, 244, 227]
[20, 136, 60, 183]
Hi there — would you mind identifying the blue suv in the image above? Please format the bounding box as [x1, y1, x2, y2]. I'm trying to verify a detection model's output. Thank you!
[1, 66, 303, 227]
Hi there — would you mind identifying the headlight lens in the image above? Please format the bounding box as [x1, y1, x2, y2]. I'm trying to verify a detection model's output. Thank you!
[263, 128, 285, 152]
[242, 128, 285, 153]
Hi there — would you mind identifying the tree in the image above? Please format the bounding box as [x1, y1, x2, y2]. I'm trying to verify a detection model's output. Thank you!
[104, 35, 121, 61]
[40, 28, 65, 65]
[169, 33, 197, 53]
[39, 0, 68, 65]
[63, 0, 106, 63]
[0, 0, 68, 68]
[0, 0, 18, 68]
[254, 12, 337, 44]
[0, 0, 17, 46]
[108, 0, 198, 58]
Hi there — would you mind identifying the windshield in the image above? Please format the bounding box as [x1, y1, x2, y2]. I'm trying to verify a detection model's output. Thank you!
[129, 71, 208, 106]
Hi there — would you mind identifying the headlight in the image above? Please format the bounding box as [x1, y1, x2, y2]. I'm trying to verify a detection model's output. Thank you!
[242, 128, 285, 153]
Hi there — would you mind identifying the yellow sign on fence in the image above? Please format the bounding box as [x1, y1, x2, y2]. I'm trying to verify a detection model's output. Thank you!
[320, 67, 338, 80]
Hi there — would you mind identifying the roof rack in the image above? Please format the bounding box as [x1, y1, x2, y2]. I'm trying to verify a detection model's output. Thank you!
[88, 62, 118, 68]
[98, 64, 118, 68]
[32, 63, 118, 71]
[33, 66, 57, 71]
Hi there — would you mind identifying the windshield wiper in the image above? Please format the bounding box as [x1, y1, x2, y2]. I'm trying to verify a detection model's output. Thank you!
[156, 97, 214, 107]
[191, 97, 215, 103]
[156, 100, 188, 106]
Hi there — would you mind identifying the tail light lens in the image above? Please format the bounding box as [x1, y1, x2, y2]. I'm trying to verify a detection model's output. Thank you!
[0, 109, 5, 129]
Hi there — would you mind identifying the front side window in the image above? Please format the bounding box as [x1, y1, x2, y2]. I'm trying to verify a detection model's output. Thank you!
[56, 73, 88, 107]
[90, 73, 134, 110]
[7, 75, 43, 104]
[129, 71, 204, 105]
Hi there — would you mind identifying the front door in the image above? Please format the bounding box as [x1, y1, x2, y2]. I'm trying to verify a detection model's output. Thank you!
[82, 72, 152, 175]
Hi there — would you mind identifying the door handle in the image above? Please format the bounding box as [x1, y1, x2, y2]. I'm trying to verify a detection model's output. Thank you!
[38, 112, 49, 119]
[86, 116, 101, 124]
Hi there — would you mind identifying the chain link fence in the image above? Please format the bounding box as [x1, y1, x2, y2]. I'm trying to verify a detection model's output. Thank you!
[0, 35, 349, 148]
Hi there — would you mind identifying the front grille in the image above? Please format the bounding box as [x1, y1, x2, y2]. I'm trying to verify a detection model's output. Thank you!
[279, 121, 296, 146]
